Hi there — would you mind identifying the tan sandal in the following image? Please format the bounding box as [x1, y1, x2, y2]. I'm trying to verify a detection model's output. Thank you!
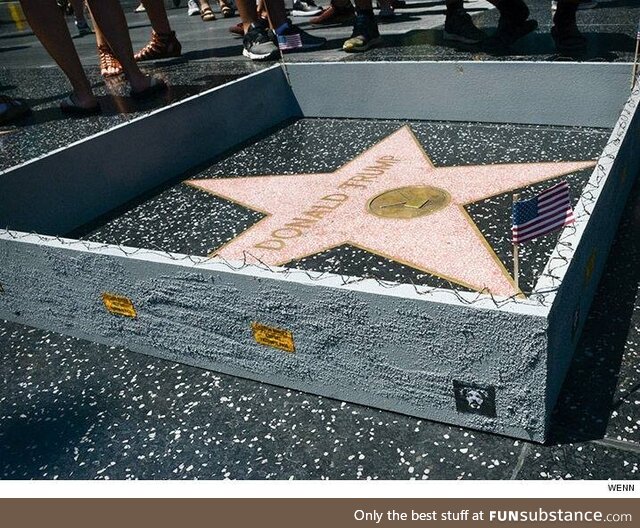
[98, 44, 123, 77]
[219, 0, 235, 17]
[200, 4, 216, 21]
[134, 30, 182, 62]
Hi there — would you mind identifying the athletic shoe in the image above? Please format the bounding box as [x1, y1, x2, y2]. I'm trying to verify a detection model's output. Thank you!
[484, 16, 537, 48]
[276, 20, 327, 51]
[343, 14, 381, 52]
[443, 8, 486, 44]
[551, 22, 587, 54]
[310, 4, 355, 25]
[134, 3, 146, 12]
[75, 19, 92, 37]
[291, 0, 323, 17]
[242, 20, 279, 60]
[187, 0, 200, 15]
[551, 1, 597, 11]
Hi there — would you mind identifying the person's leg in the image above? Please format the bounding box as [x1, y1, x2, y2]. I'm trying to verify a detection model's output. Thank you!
[142, 0, 171, 33]
[443, 0, 486, 44]
[343, 0, 380, 52]
[310, 0, 354, 26]
[262, 0, 287, 28]
[483, 0, 538, 48]
[218, 0, 236, 18]
[198, 0, 216, 19]
[93, 22, 123, 76]
[377, 0, 394, 20]
[19, 0, 97, 108]
[70, 0, 92, 37]
[552, 0, 586, 53]
[135, 0, 182, 61]
[236, 0, 258, 33]
[85, 0, 162, 93]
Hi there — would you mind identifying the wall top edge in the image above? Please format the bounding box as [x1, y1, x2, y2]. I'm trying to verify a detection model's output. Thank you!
[0, 230, 550, 317]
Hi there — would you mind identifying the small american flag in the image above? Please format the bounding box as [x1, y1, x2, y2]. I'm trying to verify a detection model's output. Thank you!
[511, 181, 575, 244]
[278, 34, 302, 51]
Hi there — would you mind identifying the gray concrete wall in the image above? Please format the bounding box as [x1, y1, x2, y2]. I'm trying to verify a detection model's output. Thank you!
[0, 235, 549, 442]
[0, 66, 299, 236]
[287, 62, 630, 128]
[544, 86, 640, 417]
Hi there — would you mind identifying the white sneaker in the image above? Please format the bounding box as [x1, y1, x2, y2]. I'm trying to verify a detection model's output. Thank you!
[187, 0, 200, 15]
[551, 0, 598, 11]
[134, 3, 146, 12]
[291, 0, 323, 17]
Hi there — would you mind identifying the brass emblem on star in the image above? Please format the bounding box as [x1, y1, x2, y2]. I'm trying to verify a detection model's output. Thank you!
[368, 185, 451, 219]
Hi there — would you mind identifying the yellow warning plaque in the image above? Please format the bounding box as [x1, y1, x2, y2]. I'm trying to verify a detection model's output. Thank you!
[251, 322, 295, 353]
[102, 292, 137, 318]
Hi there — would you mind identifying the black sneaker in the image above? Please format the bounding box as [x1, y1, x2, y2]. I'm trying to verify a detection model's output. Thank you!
[291, 0, 323, 17]
[343, 14, 381, 52]
[551, 23, 587, 54]
[484, 17, 538, 49]
[243, 20, 278, 60]
[443, 9, 486, 44]
[276, 20, 327, 52]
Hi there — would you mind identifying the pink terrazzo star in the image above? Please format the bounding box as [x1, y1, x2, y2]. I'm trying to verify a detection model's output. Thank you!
[187, 126, 595, 296]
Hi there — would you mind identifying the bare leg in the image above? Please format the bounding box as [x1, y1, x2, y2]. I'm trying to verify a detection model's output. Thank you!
[19, 0, 96, 108]
[198, 0, 215, 19]
[85, 0, 155, 92]
[235, 0, 258, 33]
[236, 0, 285, 31]
[92, 18, 123, 77]
[141, 0, 172, 33]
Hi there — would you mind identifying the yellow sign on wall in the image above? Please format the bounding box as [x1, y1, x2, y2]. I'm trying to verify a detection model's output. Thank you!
[251, 322, 295, 353]
[102, 292, 137, 318]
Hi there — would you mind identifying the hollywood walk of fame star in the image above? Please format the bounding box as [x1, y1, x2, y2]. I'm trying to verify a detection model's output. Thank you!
[187, 126, 595, 297]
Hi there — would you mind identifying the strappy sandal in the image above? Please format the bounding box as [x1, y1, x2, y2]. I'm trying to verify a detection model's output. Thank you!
[97, 44, 123, 77]
[60, 94, 101, 116]
[218, 0, 235, 18]
[134, 30, 182, 62]
[200, 4, 216, 21]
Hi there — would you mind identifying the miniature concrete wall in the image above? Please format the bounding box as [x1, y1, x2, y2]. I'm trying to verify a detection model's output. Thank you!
[543, 86, 640, 414]
[286, 62, 631, 129]
[1, 62, 638, 443]
[0, 66, 300, 236]
[0, 235, 549, 442]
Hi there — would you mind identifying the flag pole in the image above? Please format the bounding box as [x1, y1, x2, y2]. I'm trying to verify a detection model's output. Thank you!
[633, 19, 640, 89]
[512, 193, 520, 293]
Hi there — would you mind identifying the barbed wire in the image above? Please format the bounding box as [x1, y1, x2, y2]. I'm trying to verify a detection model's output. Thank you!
[534, 78, 640, 304]
[1, 82, 638, 312]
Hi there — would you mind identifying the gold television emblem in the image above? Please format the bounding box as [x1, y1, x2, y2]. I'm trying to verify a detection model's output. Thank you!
[368, 185, 451, 219]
